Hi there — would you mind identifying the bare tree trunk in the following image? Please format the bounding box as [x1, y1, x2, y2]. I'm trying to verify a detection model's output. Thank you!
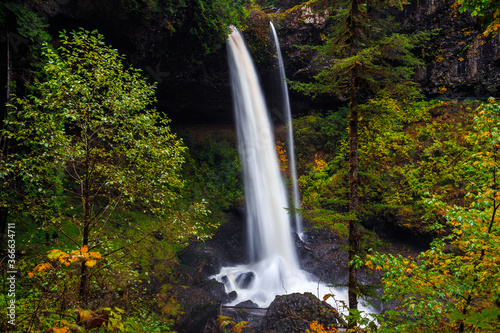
[347, 0, 360, 328]
[0, 33, 12, 249]
[79, 124, 91, 301]
[348, 64, 360, 329]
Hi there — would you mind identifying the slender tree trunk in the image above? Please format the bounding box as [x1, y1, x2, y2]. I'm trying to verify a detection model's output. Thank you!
[79, 124, 91, 301]
[348, 64, 360, 328]
[347, 0, 360, 328]
[0, 33, 12, 249]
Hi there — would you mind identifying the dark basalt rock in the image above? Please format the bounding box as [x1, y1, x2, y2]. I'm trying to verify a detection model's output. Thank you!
[173, 278, 228, 333]
[178, 242, 222, 281]
[296, 221, 349, 284]
[262, 292, 346, 333]
[177, 300, 219, 333]
[227, 290, 238, 303]
[177, 210, 247, 282]
[207, 210, 248, 265]
[221, 300, 264, 333]
[398, 0, 500, 97]
[235, 272, 255, 289]
[236, 300, 260, 308]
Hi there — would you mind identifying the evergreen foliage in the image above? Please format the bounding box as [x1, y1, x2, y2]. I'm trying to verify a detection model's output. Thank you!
[291, 0, 428, 325]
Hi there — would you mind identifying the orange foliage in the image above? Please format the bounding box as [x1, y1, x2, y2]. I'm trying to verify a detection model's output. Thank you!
[29, 246, 102, 278]
[276, 140, 289, 173]
[308, 320, 338, 333]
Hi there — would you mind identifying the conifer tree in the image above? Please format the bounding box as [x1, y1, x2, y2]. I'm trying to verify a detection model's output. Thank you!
[293, 0, 426, 327]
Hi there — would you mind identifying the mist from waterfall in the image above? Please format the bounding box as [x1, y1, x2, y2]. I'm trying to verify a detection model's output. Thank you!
[270, 22, 303, 238]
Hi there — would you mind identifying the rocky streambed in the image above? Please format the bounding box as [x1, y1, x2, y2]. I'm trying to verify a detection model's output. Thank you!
[170, 209, 406, 332]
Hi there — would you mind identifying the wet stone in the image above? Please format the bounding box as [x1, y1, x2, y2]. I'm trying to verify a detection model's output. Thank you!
[235, 272, 255, 289]
[227, 291, 238, 302]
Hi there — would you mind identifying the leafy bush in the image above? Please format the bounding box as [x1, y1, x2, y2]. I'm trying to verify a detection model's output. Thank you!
[366, 99, 500, 332]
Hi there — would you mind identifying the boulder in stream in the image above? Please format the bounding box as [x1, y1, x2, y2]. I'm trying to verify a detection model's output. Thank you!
[262, 292, 346, 332]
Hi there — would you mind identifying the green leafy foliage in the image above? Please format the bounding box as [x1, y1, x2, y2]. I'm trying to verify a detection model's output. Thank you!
[291, 108, 349, 172]
[0, 29, 211, 330]
[296, 99, 490, 236]
[457, 0, 500, 34]
[3, 28, 191, 233]
[365, 98, 500, 332]
[180, 130, 243, 215]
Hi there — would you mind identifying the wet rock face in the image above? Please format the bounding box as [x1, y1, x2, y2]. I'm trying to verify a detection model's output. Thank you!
[295, 223, 349, 284]
[262, 292, 345, 332]
[235, 272, 255, 289]
[278, 3, 332, 84]
[178, 210, 247, 279]
[399, 0, 500, 97]
[172, 279, 227, 333]
[275, 0, 500, 99]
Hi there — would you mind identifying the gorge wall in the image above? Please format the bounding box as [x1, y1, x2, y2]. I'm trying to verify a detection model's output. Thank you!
[4, 0, 500, 123]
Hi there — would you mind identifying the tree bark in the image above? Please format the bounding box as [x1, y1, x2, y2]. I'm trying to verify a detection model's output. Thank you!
[79, 122, 91, 301]
[348, 64, 360, 328]
[0, 33, 12, 249]
[347, 0, 360, 328]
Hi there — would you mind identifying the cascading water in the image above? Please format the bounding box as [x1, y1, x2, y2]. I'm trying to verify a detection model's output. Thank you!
[270, 22, 303, 238]
[215, 28, 301, 306]
[214, 28, 373, 313]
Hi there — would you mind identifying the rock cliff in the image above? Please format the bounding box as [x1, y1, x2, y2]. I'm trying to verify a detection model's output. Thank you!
[8, 0, 500, 122]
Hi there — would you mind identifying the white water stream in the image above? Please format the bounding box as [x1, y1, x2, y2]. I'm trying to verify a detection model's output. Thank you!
[214, 28, 372, 314]
[270, 22, 303, 239]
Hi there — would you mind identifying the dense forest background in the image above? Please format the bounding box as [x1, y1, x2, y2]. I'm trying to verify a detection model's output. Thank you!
[1, 0, 500, 332]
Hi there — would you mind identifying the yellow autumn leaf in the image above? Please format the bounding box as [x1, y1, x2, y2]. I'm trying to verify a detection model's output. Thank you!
[47, 249, 65, 260]
[80, 245, 88, 254]
[85, 259, 97, 267]
[28, 272, 34, 278]
[49, 328, 71, 333]
[89, 252, 102, 259]
[47, 263, 55, 270]
[34, 263, 53, 273]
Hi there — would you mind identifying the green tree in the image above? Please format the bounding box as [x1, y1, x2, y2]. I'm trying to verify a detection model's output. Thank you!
[457, 0, 500, 35]
[1, 29, 198, 301]
[366, 98, 500, 332]
[292, 0, 426, 326]
[0, 1, 50, 250]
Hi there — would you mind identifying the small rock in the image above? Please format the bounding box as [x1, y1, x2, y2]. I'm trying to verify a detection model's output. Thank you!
[235, 272, 255, 289]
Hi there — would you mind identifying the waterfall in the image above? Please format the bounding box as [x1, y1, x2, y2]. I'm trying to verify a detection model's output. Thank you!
[270, 22, 303, 238]
[227, 27, 298, 269]
[215, 28, 306, 306]
[214, 28, 372, 313]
